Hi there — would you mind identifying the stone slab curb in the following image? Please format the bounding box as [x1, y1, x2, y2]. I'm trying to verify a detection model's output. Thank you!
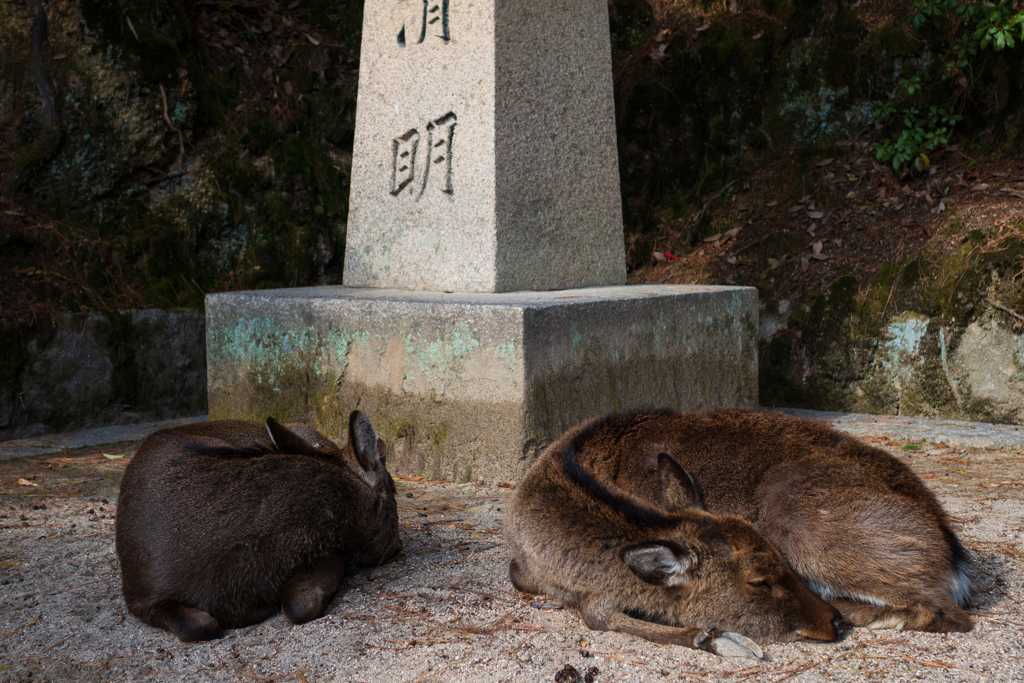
[5, 408, 1022, 464]
[4, 405, 1019, 464]
[780, 408, 1024, 450]
[0, 415, 207, 461]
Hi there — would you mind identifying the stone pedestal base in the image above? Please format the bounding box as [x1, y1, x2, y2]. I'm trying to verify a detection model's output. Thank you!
[206, 284, 758, 483]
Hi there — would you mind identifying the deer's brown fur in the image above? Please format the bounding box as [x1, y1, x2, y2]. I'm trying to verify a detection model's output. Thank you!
[116, 411, 401, 642]
[504, 413, 843, 656]
[564, 408, 973, 633]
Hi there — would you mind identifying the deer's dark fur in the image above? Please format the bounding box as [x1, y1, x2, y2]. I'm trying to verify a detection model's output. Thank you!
[115, 411, 402, 642]
[565, 408, 973, 633]
[504, 415, 843, 657]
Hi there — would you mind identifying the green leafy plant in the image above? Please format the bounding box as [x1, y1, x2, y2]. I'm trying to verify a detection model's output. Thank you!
[871, 78, 963, 171]
[873, 0, 1024, 170]
[911, 0, 1024, 87]
[973, 1, 1024, 50]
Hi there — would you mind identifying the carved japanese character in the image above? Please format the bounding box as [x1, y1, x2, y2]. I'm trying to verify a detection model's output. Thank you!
[420, 112, 456, 197]
[395, 0, 450, 47]
[390, 129, 420, 197]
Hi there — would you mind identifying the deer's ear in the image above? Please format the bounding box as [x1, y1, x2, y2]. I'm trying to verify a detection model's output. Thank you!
[348, 411, 383, 486]
[658, 452, 704, 512]
[623, 543, 695, 587]
[265, 418, 337, 457]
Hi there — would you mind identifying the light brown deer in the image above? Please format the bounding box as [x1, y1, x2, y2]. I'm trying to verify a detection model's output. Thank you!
[503, 414, 843, 658]
[116, 411, 402, 642]
[564, 408, 973, 633]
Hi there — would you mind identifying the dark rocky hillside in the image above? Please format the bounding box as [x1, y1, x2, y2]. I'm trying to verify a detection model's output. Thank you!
[3, 0, 1024, 429]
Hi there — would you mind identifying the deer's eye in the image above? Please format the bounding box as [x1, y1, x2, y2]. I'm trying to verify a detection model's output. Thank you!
[747, 578, 770, 590]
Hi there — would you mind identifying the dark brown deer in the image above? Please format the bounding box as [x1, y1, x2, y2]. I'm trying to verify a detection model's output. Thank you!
[115, 411, 402, 642]
[503, 415, 843, 658]
[564, 408, 974, 633]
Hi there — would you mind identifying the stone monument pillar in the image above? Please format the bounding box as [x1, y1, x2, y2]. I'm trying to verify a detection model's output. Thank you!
[205, 0, 758, 484]
[344, 0, 625, 293]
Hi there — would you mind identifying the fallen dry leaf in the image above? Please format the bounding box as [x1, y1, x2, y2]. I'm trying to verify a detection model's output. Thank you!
[649, 47, 670, 63]
[17, 478, 39, 487]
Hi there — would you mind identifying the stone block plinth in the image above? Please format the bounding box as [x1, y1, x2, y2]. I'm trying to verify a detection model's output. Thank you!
[206, 284, 757, 483]
[343, 0, 625, 293]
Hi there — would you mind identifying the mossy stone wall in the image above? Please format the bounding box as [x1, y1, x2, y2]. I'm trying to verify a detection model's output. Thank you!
[760, 234, 1024, 423]
[1, 310, 206, 440]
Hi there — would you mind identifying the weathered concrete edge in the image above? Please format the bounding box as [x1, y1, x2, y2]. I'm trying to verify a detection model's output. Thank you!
[204, 284, 759, 482]
[779, 408, 1024, 450]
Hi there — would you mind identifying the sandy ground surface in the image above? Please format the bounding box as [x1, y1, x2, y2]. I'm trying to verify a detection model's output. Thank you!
[2, 435, 1023, 683]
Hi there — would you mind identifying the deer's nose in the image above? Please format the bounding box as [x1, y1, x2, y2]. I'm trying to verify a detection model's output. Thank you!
[795, 609, 844, 642]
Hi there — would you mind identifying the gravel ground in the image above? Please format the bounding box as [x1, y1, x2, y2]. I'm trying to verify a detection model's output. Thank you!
[1, 434, 1023, 682]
